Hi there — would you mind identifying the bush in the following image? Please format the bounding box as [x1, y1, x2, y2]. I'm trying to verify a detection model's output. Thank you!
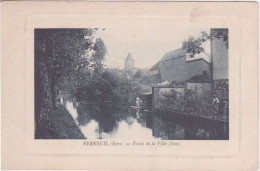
[158, 89, 216, 116]
[76, 69, 134, 105]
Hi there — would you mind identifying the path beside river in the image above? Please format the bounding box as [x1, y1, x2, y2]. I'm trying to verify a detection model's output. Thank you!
[51, 103, 85, 139]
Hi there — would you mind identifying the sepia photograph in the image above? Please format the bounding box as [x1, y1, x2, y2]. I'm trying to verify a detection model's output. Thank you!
[2, 1, 258, 170]
[35, 28, 229, 140]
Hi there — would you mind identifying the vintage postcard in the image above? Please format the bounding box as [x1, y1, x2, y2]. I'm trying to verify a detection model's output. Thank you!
[1, 1, 258, 170]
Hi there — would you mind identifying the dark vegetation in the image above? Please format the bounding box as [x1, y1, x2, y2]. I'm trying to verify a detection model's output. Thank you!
[182, 29, 228, 58]
[76, 68, 133, 105]
[35, 29, 131, 138]
[158, 89, 216, 117]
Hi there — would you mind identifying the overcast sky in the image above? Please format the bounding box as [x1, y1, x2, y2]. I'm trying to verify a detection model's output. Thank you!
[95, 27, 210, 70]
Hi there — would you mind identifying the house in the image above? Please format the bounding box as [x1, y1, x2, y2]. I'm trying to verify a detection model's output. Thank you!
[150, 28, 228, 85]
[150, 48, 211, 83]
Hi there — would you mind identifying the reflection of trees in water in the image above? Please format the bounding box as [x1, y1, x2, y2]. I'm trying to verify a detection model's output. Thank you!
[76, 105, 93, 126]
[152, 111, 228, 140]
[125, 116, 135, 126]
[76, 104, 140, 134]
[136, 111, 153, 129]
[71, 100, 228, 140]
[114, 108, 137, 126]
[76, 104, 117, 133]
[95, 106, 118, 133]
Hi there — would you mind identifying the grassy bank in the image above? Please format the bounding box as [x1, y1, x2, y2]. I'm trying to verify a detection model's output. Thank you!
[50, 104, 85, 139]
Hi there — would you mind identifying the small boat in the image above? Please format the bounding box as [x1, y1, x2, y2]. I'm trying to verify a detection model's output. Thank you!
[104, 100, 112, 103]
[130, 106, 142, 109]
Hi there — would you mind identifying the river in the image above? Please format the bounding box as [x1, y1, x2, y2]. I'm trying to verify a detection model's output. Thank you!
[60, 95, 228, 140]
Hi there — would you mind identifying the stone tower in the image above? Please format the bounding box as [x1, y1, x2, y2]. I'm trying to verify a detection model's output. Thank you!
[124, 53, 134, 73]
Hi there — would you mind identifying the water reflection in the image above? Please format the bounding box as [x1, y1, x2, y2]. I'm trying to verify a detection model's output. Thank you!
[62, 97, 228, 140]
[152, 110, 228, 140]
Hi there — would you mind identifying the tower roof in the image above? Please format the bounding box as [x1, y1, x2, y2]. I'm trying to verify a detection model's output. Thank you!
[126, 53, 132, 59]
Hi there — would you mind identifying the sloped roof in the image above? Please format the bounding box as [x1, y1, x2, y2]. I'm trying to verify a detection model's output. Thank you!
[140, 74, 161, 85]
[150, 48, 186, 71]
[131, 68, 139, 75]
[140, 69, 150, 77]
[132, 69, 145, 78]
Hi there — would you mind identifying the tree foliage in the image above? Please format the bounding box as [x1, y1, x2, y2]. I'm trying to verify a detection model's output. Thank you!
[76, 68, 132, 104]
[91, 38, 107, 75]
[158, 89, 216, 116]
[35, 28, 108, 111]
[35, 28, 107, 91]
[182, 29, 228, 58]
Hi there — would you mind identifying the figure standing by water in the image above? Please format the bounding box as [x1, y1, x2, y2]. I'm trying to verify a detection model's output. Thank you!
[136, 96, 140, 107]
[212, 96, 220, 112]
[223, 99, 228, 116]
[60, 97, 63, 105]
[139, 98, 143, 107]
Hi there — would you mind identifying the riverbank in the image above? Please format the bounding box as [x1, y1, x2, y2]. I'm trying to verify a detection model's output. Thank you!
[156, 109, 228, 122]
[51, 103, 85, 139]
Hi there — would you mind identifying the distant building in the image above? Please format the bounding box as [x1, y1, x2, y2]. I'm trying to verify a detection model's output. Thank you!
[124, 53, 146, 79]
[124, 53, 134, 74]
[150, 48, 211, 83]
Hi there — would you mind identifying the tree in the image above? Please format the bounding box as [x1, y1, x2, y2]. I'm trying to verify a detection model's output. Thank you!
[182, 29, 228, 58]
[182, 29, 228, 83]
[79, 68, 132, 104]
[35, 28, 105, 108]
[34, 28, 107, 138]
[91, 38, 107, 76]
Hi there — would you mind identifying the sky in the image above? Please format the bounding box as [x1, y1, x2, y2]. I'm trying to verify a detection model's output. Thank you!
[95, 27, 210, 70]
